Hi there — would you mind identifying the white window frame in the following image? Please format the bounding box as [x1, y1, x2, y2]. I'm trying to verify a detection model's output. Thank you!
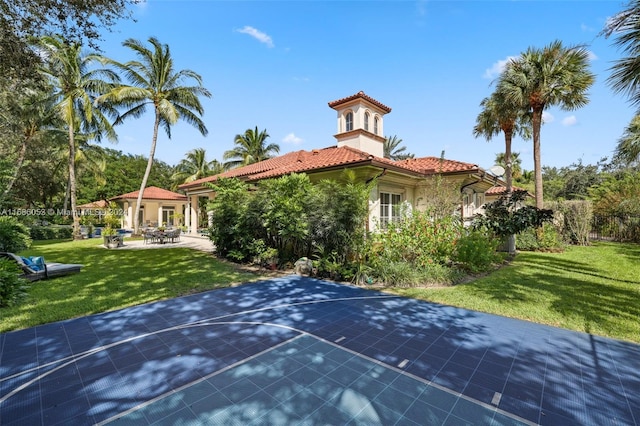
[380, 192, 402, 228]
[346, 111, 353, 132]
[374, 116, 379, 135]
[364, 112, 370, 131]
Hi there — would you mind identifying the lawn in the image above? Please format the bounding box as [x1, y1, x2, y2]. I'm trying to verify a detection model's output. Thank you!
[2, 240, 639, 345]
[0, 238, 263, 333]
[389, 241, 640, 344]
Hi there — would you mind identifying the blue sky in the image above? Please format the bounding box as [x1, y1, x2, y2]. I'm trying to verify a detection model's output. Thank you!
[96, 0, 633, 172]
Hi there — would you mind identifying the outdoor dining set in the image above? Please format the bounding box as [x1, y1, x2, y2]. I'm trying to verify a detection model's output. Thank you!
[142, 228, 182, 245]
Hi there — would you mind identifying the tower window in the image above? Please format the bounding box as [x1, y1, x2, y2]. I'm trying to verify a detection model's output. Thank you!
[374, 116, 379, 134]
[364, 112, 370, 131]
[346, 112, 353, 131]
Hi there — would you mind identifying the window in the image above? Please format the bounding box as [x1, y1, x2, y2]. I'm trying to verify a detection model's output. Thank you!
[346, 112, 353, 131]
[374, 116, 379, 134]
[162, 208, 175, 226]
[364, 112, 370, 131]
[380, 192, 402, 228]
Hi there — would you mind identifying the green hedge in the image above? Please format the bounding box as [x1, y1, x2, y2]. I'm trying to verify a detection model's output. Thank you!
[29, 226, 73, 241]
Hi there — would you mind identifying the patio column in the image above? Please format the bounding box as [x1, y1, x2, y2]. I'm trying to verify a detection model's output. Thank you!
[157, 203, 163, 227]
[126, 202, 132, 229]
[189, 194, 198, 235]
[185, 200, 191, 232]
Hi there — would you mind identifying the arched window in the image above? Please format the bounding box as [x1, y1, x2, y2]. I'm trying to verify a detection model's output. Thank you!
[374, 116, 379, 134]
[346, 112, 353, 131]
[364, 112, 370, 131]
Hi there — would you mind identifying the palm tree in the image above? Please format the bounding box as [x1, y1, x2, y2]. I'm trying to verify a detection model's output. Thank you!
[603, 0, 640, 108]
[383, 135, 414, 160]
[171, 148, 225, 187]
[223, 126, 279, 168]
[499, 40, 595, 209]
[603, 1, 640, 163]
[473, 90, 530, 192]
[495, 152, 523, 182]
[614, 115, 640, 165]
[98, 37, 212, 234]
[38, 35, 118, 238]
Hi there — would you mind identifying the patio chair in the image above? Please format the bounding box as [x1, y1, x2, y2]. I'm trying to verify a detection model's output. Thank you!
[143, 229, 156, 244]
[0, 252, 83, 281]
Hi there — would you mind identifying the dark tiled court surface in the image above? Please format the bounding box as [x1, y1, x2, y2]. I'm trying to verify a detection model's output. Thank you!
[1, 276, 638, 425]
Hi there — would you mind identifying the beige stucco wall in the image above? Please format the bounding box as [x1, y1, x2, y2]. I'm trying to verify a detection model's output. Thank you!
[115, 199, 186, 230]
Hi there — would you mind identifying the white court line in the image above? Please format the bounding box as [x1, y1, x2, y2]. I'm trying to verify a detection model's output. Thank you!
[2, 294, 537, 426]
[0, 295, 397, 403]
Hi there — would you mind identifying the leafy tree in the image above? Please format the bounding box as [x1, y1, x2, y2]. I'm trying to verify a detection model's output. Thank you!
[171, 148, 225, 188]
[590, 171, 640, 216]
[0, 0, 136, 81]
[0, 80, 60, 203]
[224, 126, 279, 169]
[78, 148, 174, 203]
[383, 135, 414, 160]
[473, 190, 554, 237]
[38, 35, 119, 238]
[98, 37, 212, 234]
[499, 40, 595, 209]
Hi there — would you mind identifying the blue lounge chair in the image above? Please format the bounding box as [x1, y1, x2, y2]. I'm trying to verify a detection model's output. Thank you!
[0, 252, 83, 281]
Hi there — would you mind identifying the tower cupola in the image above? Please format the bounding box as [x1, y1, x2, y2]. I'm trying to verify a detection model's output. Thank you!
[328, 91, 391, 157]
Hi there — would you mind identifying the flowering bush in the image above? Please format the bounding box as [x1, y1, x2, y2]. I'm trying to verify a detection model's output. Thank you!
[374, 210, 462, 268]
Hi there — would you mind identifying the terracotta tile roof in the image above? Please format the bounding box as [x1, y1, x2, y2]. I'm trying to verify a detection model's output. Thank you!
[180, 146, 481, 191]
[110, 186, 187, 201]
[485, 186, 529, 195]
[328, 91, 392, 113]
[397, 157, 479, 174]
[77, 200, 109, 209]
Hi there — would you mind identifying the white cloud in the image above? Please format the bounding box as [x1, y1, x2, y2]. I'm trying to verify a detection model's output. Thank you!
[282, 133, 303, 145]
[235, 26, 274, 48]
[581, 23, 595, 32]
[542, 111, 554, 124]
[293, 76, 310, 82]
[562, 115, 577, 126]
[588, 50, 598, 61]
[483, 56, 517, 79]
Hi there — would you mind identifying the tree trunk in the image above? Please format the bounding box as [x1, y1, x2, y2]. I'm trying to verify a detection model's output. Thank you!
[532, 107, 544, 209]
[1, 132, 30, 202]
[503, 129, 513, 194]
[68, 124, 81, 239]
[133, 113, 160, 235]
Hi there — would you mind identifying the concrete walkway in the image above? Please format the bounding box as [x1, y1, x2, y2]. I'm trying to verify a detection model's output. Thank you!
[113, 234, 214, 252]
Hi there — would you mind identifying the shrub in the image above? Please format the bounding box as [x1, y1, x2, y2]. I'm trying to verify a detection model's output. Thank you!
[0, 258, 29, 307]
[454, 229, 502, 273]
[550, 200, 593, 246]
[374, 210, 462, 267]
[29, 226, 73, 241]
[516, 223, 564, 251]
[0, 216, 32, 253]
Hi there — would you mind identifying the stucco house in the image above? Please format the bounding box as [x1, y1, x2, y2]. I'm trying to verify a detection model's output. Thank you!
[179, 92, 505, 235]
[79, 186, 187, 229]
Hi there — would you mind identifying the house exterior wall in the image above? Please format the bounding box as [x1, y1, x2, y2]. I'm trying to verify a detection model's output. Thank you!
[114, 199, 186, 230]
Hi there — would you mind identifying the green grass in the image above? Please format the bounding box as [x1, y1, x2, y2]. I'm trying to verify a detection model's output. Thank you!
[1, 238, 264, 333]
[3, 240, 639, 345]
[388, 241, 640, 344]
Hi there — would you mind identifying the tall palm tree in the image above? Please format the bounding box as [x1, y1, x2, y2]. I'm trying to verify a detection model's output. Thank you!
[98, 37, 212, 234]
[495, 152, 523, 182]
[614, 115, 640, 165]
[223, 126, 279, 169]
[499, 40, 594, 208]
[603, 0, 640, 108]
[603, 1, 640, 164]
[38, 35, 118, 237]
[473, 90, 530, 192]
[171, 148, 225, 187]
[383, 135, 414, 160]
